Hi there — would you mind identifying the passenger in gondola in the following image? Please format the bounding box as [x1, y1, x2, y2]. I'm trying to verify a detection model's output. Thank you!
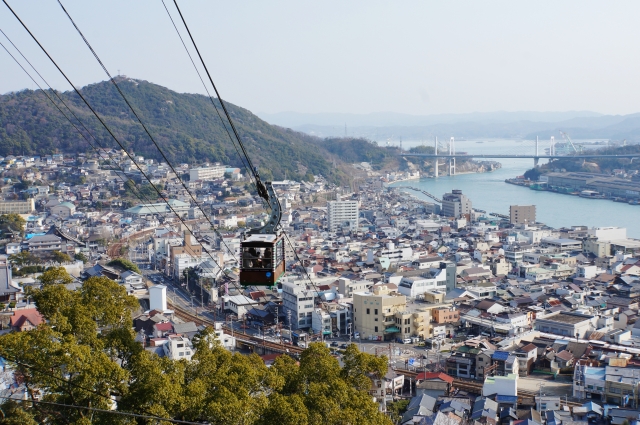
[262, 247, 273, 268]
[244, 247, 260, 268]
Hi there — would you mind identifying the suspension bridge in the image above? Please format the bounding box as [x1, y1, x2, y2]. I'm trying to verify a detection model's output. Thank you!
[401, 136, 639, 176]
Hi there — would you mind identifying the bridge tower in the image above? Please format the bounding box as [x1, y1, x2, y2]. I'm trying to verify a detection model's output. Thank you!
[448, 137, 456, 175]
[534, 136, 539, 167]
[550, 136, 555, 156]
[434, 136, 439, 178]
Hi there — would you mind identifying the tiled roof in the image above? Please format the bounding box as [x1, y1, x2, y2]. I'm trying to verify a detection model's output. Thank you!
[10, 309, 44, 328]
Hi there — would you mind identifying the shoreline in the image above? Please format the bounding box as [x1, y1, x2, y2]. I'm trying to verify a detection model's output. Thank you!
[388, 167, 500, 186]
[504, 178, 640, 206]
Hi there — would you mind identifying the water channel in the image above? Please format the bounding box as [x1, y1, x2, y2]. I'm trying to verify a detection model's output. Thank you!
[389, 139, 640, 238]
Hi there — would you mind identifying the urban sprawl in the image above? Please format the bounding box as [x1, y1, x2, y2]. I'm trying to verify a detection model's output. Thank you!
[2, 151, 640, 424]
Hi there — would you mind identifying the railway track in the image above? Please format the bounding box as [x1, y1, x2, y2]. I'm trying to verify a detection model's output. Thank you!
[169, 303, 304, 355]
[395, 371, 583, 407]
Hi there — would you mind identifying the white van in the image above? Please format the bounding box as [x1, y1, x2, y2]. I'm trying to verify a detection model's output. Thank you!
[402, 338, 412, 344]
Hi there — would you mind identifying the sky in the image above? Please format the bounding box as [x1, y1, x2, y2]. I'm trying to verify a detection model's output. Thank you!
[1, 1, 640, 116]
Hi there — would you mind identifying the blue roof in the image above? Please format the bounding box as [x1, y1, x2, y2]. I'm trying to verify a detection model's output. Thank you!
[25, 232, 46, 240]
[492, 351, 510, 361]
[495, 395, 518, 403]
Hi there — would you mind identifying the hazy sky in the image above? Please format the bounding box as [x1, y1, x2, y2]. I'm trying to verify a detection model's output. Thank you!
[2, 1, 640, 116]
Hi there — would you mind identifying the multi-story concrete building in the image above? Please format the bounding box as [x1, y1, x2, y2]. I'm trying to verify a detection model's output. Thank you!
[583, 237, 611, 257]
[397, 268, 448, 298]
[0, 199, 35, 214]
[509, 205, 536, 225]
[281, 280, 316, 330]
[327, 200, 359, 232]
[535, 312, 596, 338]
[352, 285, 406, 341]
[540, 238, 583, 253]
[189, 164, 225, 181]
[433, 307, 460, 324]
[163, 335, 194, 361]
[441, 190, 472, 218]
[378, 242, 412, 262]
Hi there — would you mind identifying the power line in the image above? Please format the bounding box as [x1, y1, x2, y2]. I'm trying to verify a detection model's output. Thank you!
[56, 0, 239, 266]
[160, 0, 259, 203]
[169, 0, 268, 202]
[53, 0, 247, 295]
[1, 27, 222, 314]
[0, 396, 207, 424]
[0, 30, 153, 208]
[2, 0, 235, 294]
[166, 1, 328, 307]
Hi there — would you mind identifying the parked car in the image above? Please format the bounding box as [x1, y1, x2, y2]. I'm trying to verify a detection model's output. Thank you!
[340, 343, 348, 349]
[330, 341, 339, 347]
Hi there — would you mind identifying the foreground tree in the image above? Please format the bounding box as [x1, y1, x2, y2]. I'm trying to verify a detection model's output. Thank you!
[0, 278, 391, 425]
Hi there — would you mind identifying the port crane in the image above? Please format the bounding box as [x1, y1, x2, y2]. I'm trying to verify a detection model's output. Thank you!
[559, 131, 582, 153]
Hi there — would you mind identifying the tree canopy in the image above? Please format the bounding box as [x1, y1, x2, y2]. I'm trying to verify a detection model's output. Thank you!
[0, 80, 351, 185]
[107, 257, 141, 274]
[0, 268, 392, 425]
[0, 213, 26, 235]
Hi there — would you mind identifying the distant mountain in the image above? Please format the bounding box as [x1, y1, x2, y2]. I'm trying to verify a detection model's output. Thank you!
[0, 79, 353, 184]
[257, 110, 640, 143]
[258, 110, 603, 128]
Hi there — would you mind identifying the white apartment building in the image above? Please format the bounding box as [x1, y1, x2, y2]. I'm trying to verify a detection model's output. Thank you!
[172, 253, 205, 280]
[327, 200, 359, 232]
[189, 164, 225, 181]
[397, 268, 447, 298]
[281, 280, 316, 330]
[379, 242, 412, 262]
[587, 226, 627, 242]
[163, 335, 194, 361]
[311, 309, 332, 336]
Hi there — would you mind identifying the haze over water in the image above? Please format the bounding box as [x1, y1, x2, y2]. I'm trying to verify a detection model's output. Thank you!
[391, 139, 640, 238]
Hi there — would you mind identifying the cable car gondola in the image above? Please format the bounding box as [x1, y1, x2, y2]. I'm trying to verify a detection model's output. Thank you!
[240, 182, 285, 287]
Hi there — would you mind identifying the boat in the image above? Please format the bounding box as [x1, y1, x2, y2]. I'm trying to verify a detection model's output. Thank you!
[613, 197, 628, 203]
[580, 190, 605, 199]
[629, 199, 640, 205]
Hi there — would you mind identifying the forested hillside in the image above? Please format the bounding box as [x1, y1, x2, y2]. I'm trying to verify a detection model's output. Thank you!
[0, 78, 354, 183]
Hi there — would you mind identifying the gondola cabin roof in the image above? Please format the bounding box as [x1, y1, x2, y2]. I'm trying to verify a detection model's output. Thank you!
[244, 234, 277, 244]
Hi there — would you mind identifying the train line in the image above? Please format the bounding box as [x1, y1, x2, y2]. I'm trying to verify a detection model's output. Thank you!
[169, 303, 304, 355]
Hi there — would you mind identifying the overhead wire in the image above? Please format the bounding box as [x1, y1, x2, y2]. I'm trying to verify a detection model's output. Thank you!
[0, 355, 199, 424]
[2, 0, 239, 296]
[0, 396, 207, 424]
[0, 30, 153, 208]
[56, 0, 240, 267]
[53, 0, 249, 295]
[170, 0, 268, 202]
[0, 27, 211, 280]
[167, 0, 329, 311]
[160, 0, 261, 206]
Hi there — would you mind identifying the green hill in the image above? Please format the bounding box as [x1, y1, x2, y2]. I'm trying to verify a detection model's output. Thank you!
[0, 78, 354, 183]
[524, 144, 640, 178]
